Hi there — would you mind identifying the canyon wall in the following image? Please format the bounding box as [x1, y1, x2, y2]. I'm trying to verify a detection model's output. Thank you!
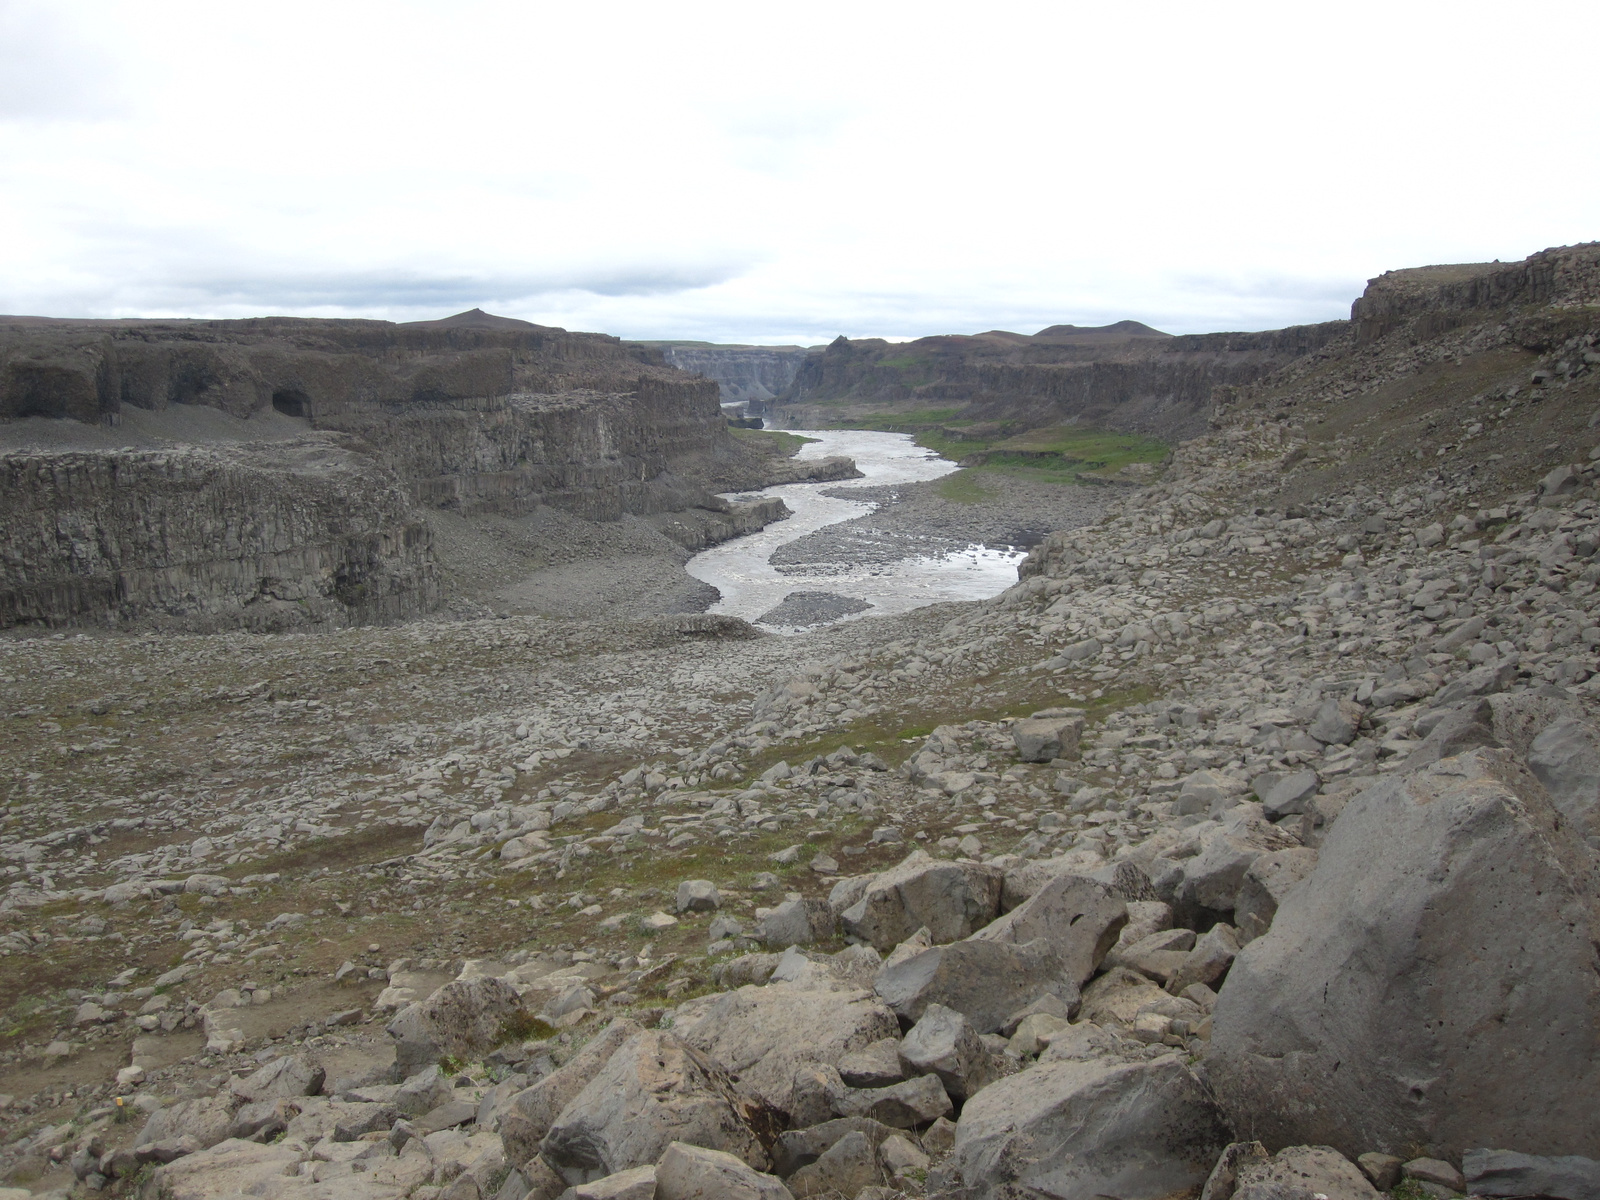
[775, 321, 1347, 440]
[652, 343, 811, 406]
[0, 311, 745, 631]
[0, 438, 437, 631]
[1350, 243, 1600, 344]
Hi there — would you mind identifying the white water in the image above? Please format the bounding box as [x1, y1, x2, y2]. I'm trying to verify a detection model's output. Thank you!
[687, 429, 1027, 631]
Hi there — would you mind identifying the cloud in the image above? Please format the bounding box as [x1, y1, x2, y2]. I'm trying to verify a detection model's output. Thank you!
[0, 1, 1595, 340]
[145, 263, 751, 313]
[0, 1, 125, 119]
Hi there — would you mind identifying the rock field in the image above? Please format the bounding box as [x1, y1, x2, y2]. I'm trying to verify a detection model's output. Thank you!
[3, 245, 1600, 1200]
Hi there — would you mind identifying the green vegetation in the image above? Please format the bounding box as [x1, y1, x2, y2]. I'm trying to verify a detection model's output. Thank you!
[825, 408, 963, 432]
[729, 427, 819, 458]
[872, 355, 939, 386]
[821, 412, 1166, 485]
[935, 471, 993, 503]
[496, 1011, 554, 1045]
[919, 424, 1168, 483]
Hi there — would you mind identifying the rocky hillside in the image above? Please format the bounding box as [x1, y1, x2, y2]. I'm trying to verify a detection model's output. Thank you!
[2, 242, 1600, 1200]
[0, 312, 807, 632]
[648, 343, 812, 408]
[773, 320, 1345, 441]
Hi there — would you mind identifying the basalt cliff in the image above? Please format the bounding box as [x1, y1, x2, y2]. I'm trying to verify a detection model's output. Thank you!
[0, 310, 814, 632]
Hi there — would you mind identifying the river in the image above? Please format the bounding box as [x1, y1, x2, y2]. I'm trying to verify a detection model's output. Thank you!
[686, 429, 1028, 631]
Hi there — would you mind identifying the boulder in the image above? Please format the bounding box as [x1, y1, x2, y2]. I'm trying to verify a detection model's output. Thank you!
[1111, 900, 1176, 950]
[654, 1142, 792, 1200]
[970, 872, 1126, 987]
[836, 1039, 905, 1088]
[1177, 770, 1242, 817]
[1208, 749, 1600, 1160]
[1166, 923, 1240, 994]
[1203, 1143, 1379, 1200]
[675, 880, 721, 914]
[1357, 1153, 1403, 1191]
[1000, 851, 1110, 910]
[786, 1130, 884, 1197]
[1463, 1149, 1600, 1200]
[135, 1095, 234, 1153]
[946, 1056, 1231, 1200]
[387, 975, 522, 1076]
[771, 1117, 897, 1177]
[394, 1064, 455, 1118]
[671, 981, 899, 1113]
[838, 849, 1003, 950]
[1077, 967, 1170, 1030]
[898, 1004, 996, 1100]
[501, 1019, 641, 1167]
[1014, 711, 1085, 763]
[1234, 849, 1318, 944]
[1309, 699, 1363, 746]
[139, 1139, 304, 1200]
[540, 1029, 767, 1182]
[1528, 718, 1600, 846]
[1175, 806, 1301, 922]
[1110, 928, 1194, 984]
[1261, 771, 1320, 819]
[562, 1165, 659, 1199]
[754, 897, 833, 948]
[1402, 699, 1502, 772]
[229, 1054, 324, 1103]
[832, 1072, 952, 1128]
[1433, 661, 1518, 707]
[875, 937, 1072, 1033]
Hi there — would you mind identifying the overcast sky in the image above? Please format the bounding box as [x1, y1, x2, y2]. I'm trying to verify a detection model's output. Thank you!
[2, 0, 1596, 344]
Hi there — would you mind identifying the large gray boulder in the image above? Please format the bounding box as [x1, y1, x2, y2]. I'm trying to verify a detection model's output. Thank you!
[754, 897, 833, 948]
[1233, 848, 1318, 944]
[1175, 806, 1301, 921]
[970, 872, 1127, 987]
[898, 1004, 996, 1100]
[671, 981, 899, 1114]
[387, 975, 522, 1076]
[541, 1029, 767, 1182]
[839, 849, 1003, 951]
[875, 937, 1071, 1033]
[832, 1072, 953, 1128]
[1203, 1143, 1379, 1200]
[1528, 718, 1600, 848]
[501, 1019, 642, 1167]
[786, 1129, 883, 1197]
[1013, 711, 1085, 763]
[655, 1141, 792, 1200]
[1463, 1149, 1600, 1200]
[1208, 749, 1600, 1160]
[228, 1054, 324, 1103]
[945, 1055, 1231, 1200]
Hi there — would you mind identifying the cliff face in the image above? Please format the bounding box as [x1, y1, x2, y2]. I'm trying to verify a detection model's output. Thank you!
[0, 438, 437, 632]
[0, 311, 747, 631]
[776, 321, 1346, 440]
[652, 343, 810, 406]
[1349, 243, 1600, 343]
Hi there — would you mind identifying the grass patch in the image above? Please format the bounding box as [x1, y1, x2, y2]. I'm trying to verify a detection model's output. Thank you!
[729, 427, 818, 458]
[496, 1011, 554, 1046]
[935, 471, 992, 504]
[927, 425, 1168, 481]
[825, 408, 965, 433]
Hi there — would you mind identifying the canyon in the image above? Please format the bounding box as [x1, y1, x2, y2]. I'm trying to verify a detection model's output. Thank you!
[0, 311, 844, 633]
[649, 344, 812, 409]
[2, 242, 1600, 1200]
